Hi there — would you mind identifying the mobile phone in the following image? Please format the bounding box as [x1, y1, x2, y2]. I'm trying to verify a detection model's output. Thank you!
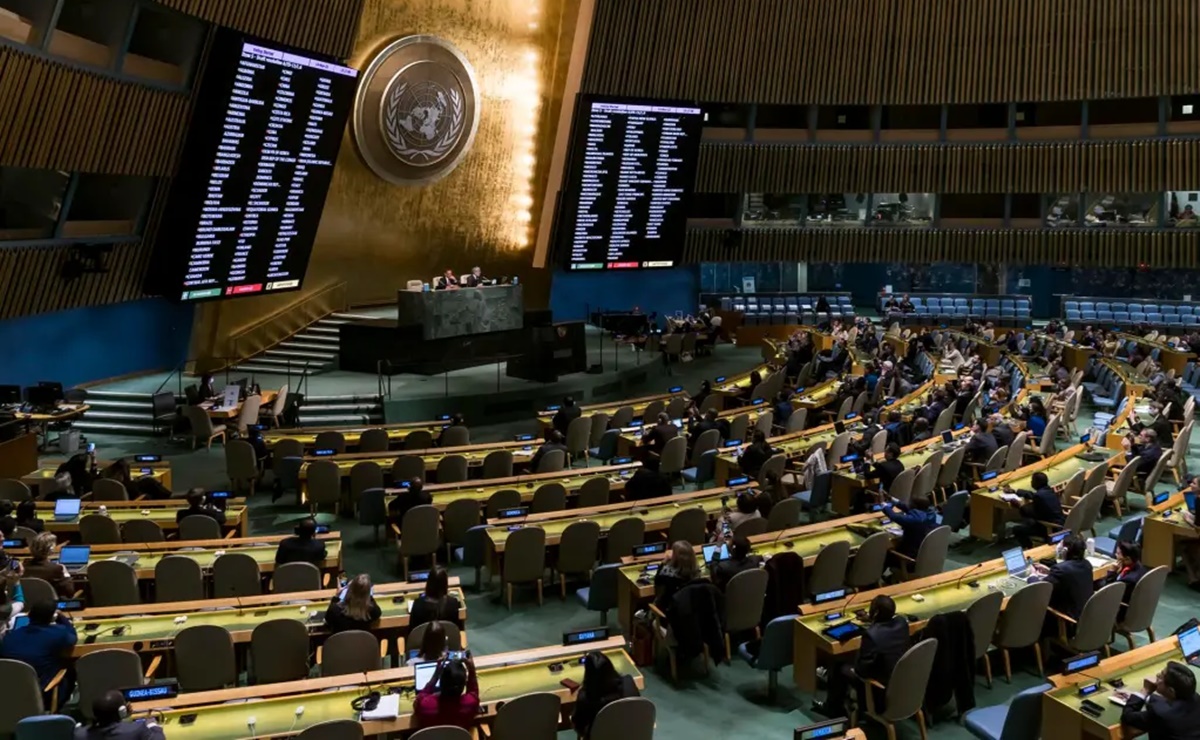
[560, 677, 581, 692]
[447, 650, 468, 660]
[179, 714, 198, 725]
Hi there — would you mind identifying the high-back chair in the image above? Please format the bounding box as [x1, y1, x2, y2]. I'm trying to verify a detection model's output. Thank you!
[609, 406, 634, 429]
[658, 436, 688, 480]
[179, 514, 222, 540]
[155, 556, 205, 602]
[888, 466, 917, 506]
[962, 681, 1052, 740]
[405, 621, 463, 660]
[1003, 432, 1027, 472]
[908, 525, 951, 579]
[357, 427, 390, 453]
[577, 476, 610, 508]
[485, 489, 521, 518]
[435, 454, 469, 483]
[502, 526, 547, 609]
[274, 562, 323, 593]
[297, 720, 365, 740]
[482, 449, 513, 479]
[965, 590, 1004, 687]
[91, 478, 129, 501]
[349, 461, 384, 511]
[403, 429, 434, 450]
[183, 405, 225, 449]
[88, 559, 140, 607]
[577, 563, 620, 625]
[754, 410, 775, 436]
[605, 517, 646, 563]
[79, 514, 121, 545]
[766, 497, 801, 531]
[641, 400, 665, 424]
[0, 659, 45, 733]
[556, 520, 600, 598]
[234, 395, 263, 437]
[825, 432, 852, 468]
[846, 531, 891, 590]
[250, 619, 311, 684]
[442, 498, 481, 563]
[1115, 565, 1169, 650]
[440, 426, 470, 448]
[993, 580, 1051, 676]
[566, 415, 592, 465]
[735, 614, 794, 700]
[212, 551, 262, 597]
[535, 449, 566, 474]
[320, 630, 382, 676]
[786, 407, 809, 433]
[530, 482, 567, 513]
[225, 440, 259, 496]
[589, 412, 611, 448]
[862, 638, 939, 740]
[489, 692, 562, 740]
[313, 431, 346, 454]
[721, 568, 769, 658]
[733, 517, 769, 539]
[398, 504, 441, 579]
[122, 519, 165, 543]
[306, 460, 342, 515]
[392, 455, 425, 483]
[667, 506, 706, 545]
[1052, 582, 1124, 656]
[589, 697, 656, 740]
[75, 649, 150, 721]
[175, 625, 237, 691]
[0, 479, 32, 501]
[807, 539, 850, 596]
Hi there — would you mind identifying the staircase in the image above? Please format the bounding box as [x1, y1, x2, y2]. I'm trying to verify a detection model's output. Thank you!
[297, 394, 384, 426]
[74, 390, 163, 437]
[229, 312, 368, 376]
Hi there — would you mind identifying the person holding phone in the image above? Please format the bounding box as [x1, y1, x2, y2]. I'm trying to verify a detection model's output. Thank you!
[571, 651, 641, 738]
[323, 574, 381, 633]
[413, 656, 480, 729]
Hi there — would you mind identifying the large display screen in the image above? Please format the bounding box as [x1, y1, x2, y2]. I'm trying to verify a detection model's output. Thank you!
[560, 95, 704, 271]
[145, 28, 358, 301]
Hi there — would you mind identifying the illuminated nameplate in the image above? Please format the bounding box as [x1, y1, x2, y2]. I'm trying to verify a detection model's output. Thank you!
[121, 682, 179, 702]
[563, 627, 608, 646]
[134, 454, 161, 463]
[266, 280, 300, 291]
[643, 261, 674, 268]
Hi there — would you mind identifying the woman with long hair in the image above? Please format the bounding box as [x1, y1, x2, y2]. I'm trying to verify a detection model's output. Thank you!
[409, 566, 463, 629]
[413, 655, 479, 729]
[652, 540, 701, 612]
[571, 650, 640, 737]
[323, 574, 382, 633]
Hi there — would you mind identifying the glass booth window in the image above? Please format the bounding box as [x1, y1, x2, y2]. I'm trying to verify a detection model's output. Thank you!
[1045, 194, 1079, 227]
[1083, 194, 1158, 228]
[0, 0, 55, 46]
[742, 194, 803, 227]
[0, 167, 69, 241]
[868, 193, 934, 228]
[806, 194, 866, 227]
[1167, 191, 1200, 228]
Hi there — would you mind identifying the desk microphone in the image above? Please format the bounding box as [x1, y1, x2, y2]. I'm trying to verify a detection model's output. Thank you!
[954, 561, 989, 590]
[841, 588, 868, 619]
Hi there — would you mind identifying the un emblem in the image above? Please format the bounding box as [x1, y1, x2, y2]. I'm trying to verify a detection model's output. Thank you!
[352, 36, 480, 186]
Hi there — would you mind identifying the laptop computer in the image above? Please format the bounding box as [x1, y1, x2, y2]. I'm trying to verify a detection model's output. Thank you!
[703, 543, 730, 563]
[1002, 547, 1030, 579]
[1179, 625, 1200, 666]
[53, 498, 82, 522]
[413, 661, 440, 690]
[57, 545, 91, 573]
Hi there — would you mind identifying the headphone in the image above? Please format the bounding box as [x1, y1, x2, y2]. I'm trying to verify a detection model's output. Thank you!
[351, 691, 380, 712]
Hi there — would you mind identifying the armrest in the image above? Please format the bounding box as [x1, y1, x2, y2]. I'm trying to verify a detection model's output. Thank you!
[1036, 520, 1063, 531]
[223, 529, 236, 539]
[390, 523, 402, 539]
[72, 589, 85, 599]
[1047, 606, 1077, 624]
[322, 572, 331, 587]
[44, 668, 67, 710]
[460, 631, 468, 649]
[144, 654, 162, 678]
[649, 603, 667, 620]
[892, 550, 916, 563]
[479, 724, 493, 738]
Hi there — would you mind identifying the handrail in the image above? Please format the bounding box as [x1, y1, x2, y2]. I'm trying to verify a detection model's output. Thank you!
[152, 356, 246, 398]
[227, 281, 348, 363]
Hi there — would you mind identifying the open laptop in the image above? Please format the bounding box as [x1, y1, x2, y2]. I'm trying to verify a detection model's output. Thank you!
[57, 545, 91, 574]
[413, 661, 440, 690]
[702, 543, 730, 563]
[53, 498, 82, 522]
[1179, 625, 1200, 666]
[1002, 547, 1030, 579]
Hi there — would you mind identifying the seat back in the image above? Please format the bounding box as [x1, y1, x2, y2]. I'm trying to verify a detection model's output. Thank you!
[441, 426, 471, 448]
[609, 406, 634, 429]
[76, 648, 144, 720]
[932, 406, 955, 436]
[435, 454, 469, 483]
[0, 659, 44, 735]
[400, 505, 441, 557]
[313, 431, 346, 453]
[766, 497, 801, 531]
[667, 506, 706, 545]
[274, 561, 322, 593]
[405, 621, 464, 657]
[733, 516, 769, 539]
[808, 539, 850, 595]
[392, 455, 426, 483]
[825, 432, 852, 468]
[965, 590, 1004, 660]
[19, 577, 55, 605]
[939, 491, 970, 530]
[786, 407, 809, 433]
[722, 568, 768, 632]
[557, 520, 601, 575]
[577, 476, 611, 508]
[251, 619, 310, 684]
[531, 482, 567, 513]
[403, 429, 434, 449]
[179, 514, 223, 541]
[1119, 565, 1169, 633]
[754, 615, 795, 672]
[503, 526, 547, 583]
[306, 460, 342, 506]
[590, 697, 656, 740]
[589, 413, 611, 447]
[847, 531, 891, 588]
[728, 414, 751, 443]
[13, 715, 74, 740]
[937, 446, 967, 487]
[226, 440, 258, 486]
[92, 478, 129, 501]
[0, 479, 32, 501]
[213, 552, 263, 597]
[175, 624, 237, 691]
[583, 563, 621, 612]
[122, 519, 165, 543]
[881, 638, 939, 722]
[535, 449, 566, 474]
[491, 692, 562, 740]
[754, 410, 775, 436]
[996, 580, 1053, 648]
[605, 517, 646, 563]
[482, 450, 514, 479]
[566, 415, 592, 458]
[659, 436, 688, 476]
[442, 498, 481, 549]
[1071, 583, 1125, 652]
[88, 559, 140, 606]
[408, 727, 470, 740]
[320, 630, 381, 676]
[983, 445, 1008, 474]
[888, 466, 917, 506]
[757, 453, 787, 486]
[997, 682, 1054, 740]
[1143, 449, 1174, 493]
[155, 555, 205, 602]
[79, 514, 122, 545]
[912, 525, 951, 578]
[349, 461, 384, 502]
[357, 428, 390, 453]
[297, 720, 366, 740]
[1004, 432, 1027, 471]
[641, 400, 665, 424]
[486, 489, 522, 518]
[358, 487, 388, 529]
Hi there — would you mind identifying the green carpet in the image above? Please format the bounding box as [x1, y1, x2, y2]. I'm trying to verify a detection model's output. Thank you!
[66, 354, 1200, 739]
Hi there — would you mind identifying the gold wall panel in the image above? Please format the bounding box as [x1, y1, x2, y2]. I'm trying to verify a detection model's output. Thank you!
[582, 0, 1199, 105]
[683, 228, 1200, 269]
[191, 0, 586, 361]
[695, 139, 1174, 194]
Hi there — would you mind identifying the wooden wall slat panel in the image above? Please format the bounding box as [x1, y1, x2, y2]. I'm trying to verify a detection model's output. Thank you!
[582, 0, 1200, 104]
[153, 0, 364, 58]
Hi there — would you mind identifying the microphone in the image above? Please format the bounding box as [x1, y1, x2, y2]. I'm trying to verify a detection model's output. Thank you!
[954, 561, 989, 590]
[841, 587, 868, 620]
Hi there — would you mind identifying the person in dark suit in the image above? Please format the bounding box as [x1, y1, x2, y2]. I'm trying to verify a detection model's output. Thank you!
[909, 417, 932, 444]
[963, 419, 998, 466]
[990, 414, 1015, 449]
[1032, 534, 1095, 623]
[1131, 402, 1175, 447]
[551, 396, 581, 436]
[711, 536, 761, 591]
[688, 408, 723, 450]
[387, 477, 432, 531]
[1119, 661, 1200, 740]
[175, 488, 226, 525]
[74, 691, 165, 740]
[571, 650, 641, 738]
[737, 430, 775, 478]
[883, 494, 938, 560]
[1106, 540, 1149, 622]
[197, 372, 217, 401]
[642, 412, 678, 454]
[274, 517, 328, 566]
[623, 466, 672, 501]
[1009, 471, 1065, 548]
[882, 411, 907, 447]
[461, 266, 488, 287]
[1125, 428, 1165, 482]
[529, 430, 568, 471]
[813, 594, 911, 717]
[434, 269, 459, 290]
[867, 443, 905, 493]
[773, 390, 794, 427]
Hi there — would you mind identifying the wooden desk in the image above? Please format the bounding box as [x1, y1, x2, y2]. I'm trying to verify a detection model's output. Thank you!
[942, 329, 1002, 367]
[831, 428, 969, 515]
[298, 439, 540, 493]
[72, 579, 462, 658]
[793, 544, 1117, 692]
[615, 513, 892, 636]
[969, 444, 1117, 541]
[39, 501, 249, 539]
[200, 391, 278, 420]
[1117, 333, 1195, 376]
[536, 390, 691, 433]
[12, 403, 90, 425]
[1042, 635, 1197, 740]
[0, 432, 38, 479]
[263, 420, 450, 450]
[21, 465, 173, 495]
[388, 463, 642, 511]
[129, 638, 639, 739]
[1141, 491, 1200, 570]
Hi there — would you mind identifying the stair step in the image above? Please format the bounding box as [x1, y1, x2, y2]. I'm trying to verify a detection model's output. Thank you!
[298, 414, 382, 426]
[305, 394, 382, 403]
[237, 356, 329, 369]
[305, 325, 341, 335]
[81, 410, 158, 422]
[84, 399, 152, 410]
[330, 312, 380, 321]
[231, 364, 321, 375]
[264, 348, 337, 360]
[290, 333, 340, 345]
[83, 389, 154, 401]
[75, 421, 162, 436]
[299, 403, 380, 413]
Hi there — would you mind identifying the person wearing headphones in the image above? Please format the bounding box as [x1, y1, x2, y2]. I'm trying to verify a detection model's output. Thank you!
[175, 488, 226, 526]
[274, 517, 328, 566]
[75, 690, 164, 739]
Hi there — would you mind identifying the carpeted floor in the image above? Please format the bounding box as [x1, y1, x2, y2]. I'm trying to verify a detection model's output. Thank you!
[63, 351, 1200, 740]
